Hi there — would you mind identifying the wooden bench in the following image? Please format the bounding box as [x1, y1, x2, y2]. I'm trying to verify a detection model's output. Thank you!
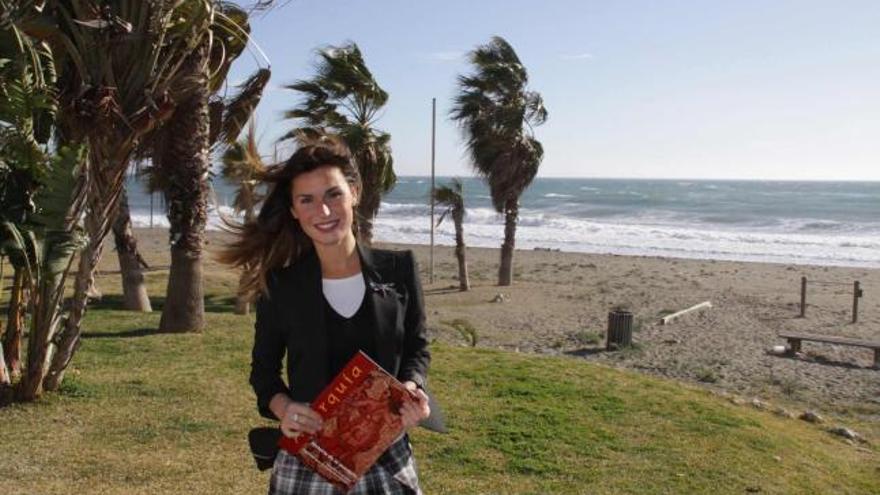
[778, 332, 880, 368]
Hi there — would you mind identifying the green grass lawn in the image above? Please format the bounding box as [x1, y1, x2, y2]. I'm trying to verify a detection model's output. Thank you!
[1, 276, 878, 494]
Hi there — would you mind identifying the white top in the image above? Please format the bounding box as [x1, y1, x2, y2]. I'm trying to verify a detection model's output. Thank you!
[322, 273, 366, 318]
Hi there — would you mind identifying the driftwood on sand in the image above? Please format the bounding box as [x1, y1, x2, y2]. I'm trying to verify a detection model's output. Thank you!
[659, 301, 712, 325]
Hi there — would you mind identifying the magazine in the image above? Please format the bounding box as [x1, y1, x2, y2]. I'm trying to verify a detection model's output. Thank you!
[278, 351, 419, 491]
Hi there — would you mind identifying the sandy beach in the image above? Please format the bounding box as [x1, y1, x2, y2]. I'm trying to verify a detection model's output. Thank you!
[104, 228, 879, 419]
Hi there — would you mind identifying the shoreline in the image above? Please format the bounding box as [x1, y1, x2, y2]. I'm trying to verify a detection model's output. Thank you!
[127, 176, 880, 269]
[112, 229, 880, 417]
[132, 224, 880, 270]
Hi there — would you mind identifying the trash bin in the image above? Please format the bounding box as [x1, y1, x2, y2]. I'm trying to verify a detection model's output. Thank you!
[606, 310, 633, 351]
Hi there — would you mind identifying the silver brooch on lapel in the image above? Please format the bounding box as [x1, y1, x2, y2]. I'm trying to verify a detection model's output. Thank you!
[368, 281, 395, 296]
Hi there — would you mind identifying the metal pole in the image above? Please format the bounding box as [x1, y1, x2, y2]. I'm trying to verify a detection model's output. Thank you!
[430, 98, 436, 284]
[150, 192, 154, 229]
[852, 281, 861, 324]
[799, 276, 807, 317]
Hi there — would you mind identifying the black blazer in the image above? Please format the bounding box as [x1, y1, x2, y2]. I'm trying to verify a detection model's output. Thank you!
[250, 244, 431, 420]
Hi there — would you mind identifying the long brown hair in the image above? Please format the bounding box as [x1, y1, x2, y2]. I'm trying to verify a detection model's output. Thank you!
[216, 135, 361, 299]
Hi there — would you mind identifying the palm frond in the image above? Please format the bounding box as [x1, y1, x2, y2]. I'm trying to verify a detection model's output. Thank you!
[278, 125, 325, 144]
[221, 120, 266, 217]
[433, 178, 465, 227]
[207, 2, 250, 93]
[433, 178, 463, 207]
[435, 208, 451, 227]
[524, 90, 548, 126]
[0, 219, 35, 280]
[281, 41, 395, 235]
[30, 144, 87, 277]
[216, 67, 270, 145]
[29, 143, 86, 231]
[450, 36, 546, 212]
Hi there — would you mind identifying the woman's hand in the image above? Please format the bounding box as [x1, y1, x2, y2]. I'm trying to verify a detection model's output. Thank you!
[400, 381, 431, 430]
[271, 395, 323, 438]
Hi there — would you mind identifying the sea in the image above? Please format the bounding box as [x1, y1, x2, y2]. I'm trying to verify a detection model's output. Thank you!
[125, 175, 880, 268]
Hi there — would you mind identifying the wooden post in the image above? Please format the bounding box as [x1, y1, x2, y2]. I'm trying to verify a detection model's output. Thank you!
[852, 281, 861, 324]
[799, 276, 807, 317]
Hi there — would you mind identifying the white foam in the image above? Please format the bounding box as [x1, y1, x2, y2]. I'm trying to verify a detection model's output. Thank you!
[371, 211, 880, 268]
[130, 202, 880, 268]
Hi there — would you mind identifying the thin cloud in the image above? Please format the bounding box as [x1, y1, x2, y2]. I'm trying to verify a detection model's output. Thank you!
[559, 52, 594, 61]
[426, 50, 465, 62]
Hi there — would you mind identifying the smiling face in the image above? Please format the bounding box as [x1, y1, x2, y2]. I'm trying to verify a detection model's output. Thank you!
[290, 165, 359, 248]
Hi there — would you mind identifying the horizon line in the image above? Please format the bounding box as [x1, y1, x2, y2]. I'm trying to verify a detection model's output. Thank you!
[394, 175, 880, 183]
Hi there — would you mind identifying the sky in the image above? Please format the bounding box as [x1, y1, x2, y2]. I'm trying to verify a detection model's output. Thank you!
[226, 0, 880, 181]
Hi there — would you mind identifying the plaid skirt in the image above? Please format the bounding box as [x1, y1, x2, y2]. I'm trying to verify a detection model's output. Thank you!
[268, 436, 422, 495]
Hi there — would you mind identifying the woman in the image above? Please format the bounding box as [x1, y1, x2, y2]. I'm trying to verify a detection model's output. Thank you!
[219, 136, 431, 494]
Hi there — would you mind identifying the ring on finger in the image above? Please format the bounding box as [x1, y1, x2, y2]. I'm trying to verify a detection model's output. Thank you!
[292, 412, 299, 422]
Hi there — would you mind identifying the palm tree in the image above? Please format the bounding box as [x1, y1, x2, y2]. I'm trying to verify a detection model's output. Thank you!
[0, 24, 43, 385]
[450, 36, 547, 286]
[434, 178, 469, 291]
[0, 1, 41, 390]
[35, 0, 220, 395]
[1, 1, 88, 401]
[0, 69, 87, 398]
[0, 0, 265, 399]
[152, 1, 270, 332]
[282, 42, 395, 244]
[110, 2, 270, 317]
[220, 120, 266, 314]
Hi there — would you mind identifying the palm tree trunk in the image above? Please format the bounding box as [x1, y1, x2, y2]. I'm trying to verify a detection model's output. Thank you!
[43, 166, 116, 400]
[23, 252, 81, 398]
[3, 268, 25, 381]
[356, 199, 378, 245]
[0, 318, 9, 386]
[39, 232, 104, 394]
[20, 146, 95, 398]
[0, 256, 6, 388]
[0, 335, 8, 387]
[157, 46, 209, 333]
[113, 186, 152, 312]
[0, 322, 9, 403]
[453, 212, 469, 291]
[233, 209, 255, 315]
[498, 199, 518, 286]
[355, 148, 386, 246]
[234, 270, 250, 315]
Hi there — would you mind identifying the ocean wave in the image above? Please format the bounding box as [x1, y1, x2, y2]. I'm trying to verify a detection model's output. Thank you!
[839, 240, 880, 249]
[378, 202, 431, 216]
[129, 206, 880, 268]
[124, 174, 880, 268]
[799, 221, 844, 231]
[371, 213, 880, 268]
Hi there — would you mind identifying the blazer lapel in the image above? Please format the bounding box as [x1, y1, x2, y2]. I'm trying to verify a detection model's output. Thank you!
[292, 249, 329, 396]
[357, 244, 399, 372]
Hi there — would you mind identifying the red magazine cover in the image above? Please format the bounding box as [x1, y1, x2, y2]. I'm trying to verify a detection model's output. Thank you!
[278, 351, 418, 492]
